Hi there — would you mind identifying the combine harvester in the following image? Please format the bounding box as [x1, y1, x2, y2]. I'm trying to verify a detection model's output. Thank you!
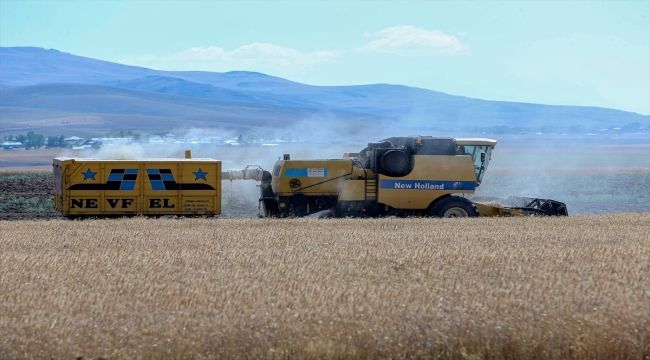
[53, 136, 567, 218]
[255, 136, 567, 218]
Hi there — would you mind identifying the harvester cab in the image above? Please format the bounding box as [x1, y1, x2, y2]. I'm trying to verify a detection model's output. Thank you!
[253, 135, 567, 218]
[453, 138, 495, 185]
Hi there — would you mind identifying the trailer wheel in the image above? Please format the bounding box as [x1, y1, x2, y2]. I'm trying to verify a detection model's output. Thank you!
[429, 196, 479, 218]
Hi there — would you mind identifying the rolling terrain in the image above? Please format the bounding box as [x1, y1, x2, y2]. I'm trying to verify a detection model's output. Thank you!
[1, 83, 391, 137]
[1, 47, 647, 137]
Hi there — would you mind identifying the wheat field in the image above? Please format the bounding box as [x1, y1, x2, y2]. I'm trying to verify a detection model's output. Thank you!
[1, 214, 649, 359]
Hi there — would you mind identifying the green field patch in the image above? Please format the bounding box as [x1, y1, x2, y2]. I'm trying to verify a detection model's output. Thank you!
[0, 194, 53, 212]
[0, 170, 51, 181]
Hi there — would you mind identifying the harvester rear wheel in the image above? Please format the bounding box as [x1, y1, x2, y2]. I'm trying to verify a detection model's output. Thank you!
[429, 196, 479, 218]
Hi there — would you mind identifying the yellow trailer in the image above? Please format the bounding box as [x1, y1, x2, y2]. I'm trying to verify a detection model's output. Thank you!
[53, 157, 221, 217]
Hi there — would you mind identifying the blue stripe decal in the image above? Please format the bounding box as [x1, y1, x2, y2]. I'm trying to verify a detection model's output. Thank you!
[285, 168, 308, 177]
[120, 181, 136, 190]
[150, 180, 165, 190]
[380, 180, 476, 191]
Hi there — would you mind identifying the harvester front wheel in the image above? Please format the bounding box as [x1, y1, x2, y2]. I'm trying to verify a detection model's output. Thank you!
[429, 196, 479, 218]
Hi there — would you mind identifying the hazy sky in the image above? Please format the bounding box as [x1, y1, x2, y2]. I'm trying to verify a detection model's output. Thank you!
[1, 0, 649, 114]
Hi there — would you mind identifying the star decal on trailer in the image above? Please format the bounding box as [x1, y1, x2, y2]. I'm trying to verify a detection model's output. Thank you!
[81, 168, 97, 181]
[192, 168, 208, 181]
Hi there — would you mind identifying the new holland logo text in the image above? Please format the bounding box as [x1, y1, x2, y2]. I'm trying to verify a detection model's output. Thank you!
[391, 182, 444, 189]
[379, 180, 476, 191]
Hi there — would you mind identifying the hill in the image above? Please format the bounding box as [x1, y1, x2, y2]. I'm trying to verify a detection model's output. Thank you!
[0, 47, 648, 137]
[0, 83, 392, 137]
[113, 76, 324, 108]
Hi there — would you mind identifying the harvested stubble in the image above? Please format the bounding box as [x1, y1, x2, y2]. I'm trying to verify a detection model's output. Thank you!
[1, 214, 649, 359]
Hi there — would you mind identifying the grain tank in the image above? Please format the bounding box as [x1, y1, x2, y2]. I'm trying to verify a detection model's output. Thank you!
[53, 156, 221, 217]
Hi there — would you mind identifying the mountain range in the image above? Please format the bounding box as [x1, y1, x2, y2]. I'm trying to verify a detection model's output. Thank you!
[1, 46, 647, 138]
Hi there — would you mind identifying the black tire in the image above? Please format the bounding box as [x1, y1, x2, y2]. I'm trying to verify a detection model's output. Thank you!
[429, 196, 480, 218]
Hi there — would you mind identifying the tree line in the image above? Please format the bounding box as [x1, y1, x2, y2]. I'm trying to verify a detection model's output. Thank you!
[460, 122, 648, 135]
[3, 132, 67, 149]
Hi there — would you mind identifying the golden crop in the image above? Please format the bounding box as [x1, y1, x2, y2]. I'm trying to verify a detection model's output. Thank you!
[1, 214, 649, 359]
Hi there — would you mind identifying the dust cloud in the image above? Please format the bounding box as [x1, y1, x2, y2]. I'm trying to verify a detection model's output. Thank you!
[472, 134, 650, 214]
[63, 127, 649, 216]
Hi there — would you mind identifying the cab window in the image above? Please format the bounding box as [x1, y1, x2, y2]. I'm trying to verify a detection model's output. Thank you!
[456, 145, 493, 182]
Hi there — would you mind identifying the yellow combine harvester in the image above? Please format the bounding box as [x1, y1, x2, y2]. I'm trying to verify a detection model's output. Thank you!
[257, 136, 567, 218]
